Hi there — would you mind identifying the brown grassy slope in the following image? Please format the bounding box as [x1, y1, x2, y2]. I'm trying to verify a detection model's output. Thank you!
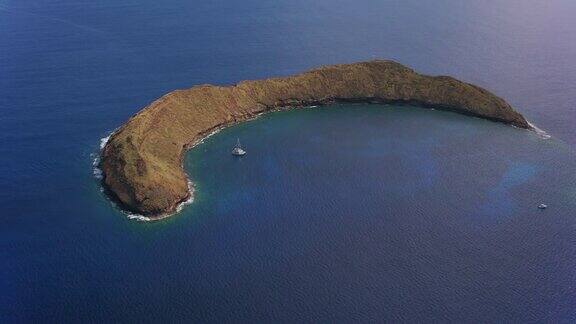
[100, 60, 529, 218]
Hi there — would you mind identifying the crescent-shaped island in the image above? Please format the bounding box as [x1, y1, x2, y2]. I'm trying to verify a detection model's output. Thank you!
[100, 60, 530, 219]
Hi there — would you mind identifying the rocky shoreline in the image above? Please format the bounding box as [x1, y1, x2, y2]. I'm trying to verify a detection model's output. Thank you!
[100, 60, 530, 219]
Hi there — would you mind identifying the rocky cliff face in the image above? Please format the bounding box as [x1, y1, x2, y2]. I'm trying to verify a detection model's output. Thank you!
[100, 60, 530, 218]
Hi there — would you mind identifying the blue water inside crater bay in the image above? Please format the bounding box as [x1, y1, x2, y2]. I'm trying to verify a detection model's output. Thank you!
[2, 0, 576, 322]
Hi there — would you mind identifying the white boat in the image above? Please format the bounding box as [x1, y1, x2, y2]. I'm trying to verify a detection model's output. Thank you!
[538, 203, 547, 210]
[232, 138, 246, 156]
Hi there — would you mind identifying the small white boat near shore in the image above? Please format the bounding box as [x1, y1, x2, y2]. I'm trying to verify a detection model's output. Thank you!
[232, 138, 246, 156]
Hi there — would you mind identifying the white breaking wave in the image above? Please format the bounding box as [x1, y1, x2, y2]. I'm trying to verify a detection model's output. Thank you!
[121, 181, 195, 222]
[176, 181, 195, 213]
[126, 214, 152, 222]
[191, 128, 223, 148]
[100, 134, 111, 149]
[528, 122, 551, 139]
[92, 133, 113, 180]
[121, 179, 195, 222]
[190, 111, 267, 148]
[92, 156, 103, 180]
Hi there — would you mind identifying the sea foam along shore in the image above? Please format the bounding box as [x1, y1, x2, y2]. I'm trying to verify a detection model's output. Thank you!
[92, 133, 112, 180]
[528, 122, 551, 139]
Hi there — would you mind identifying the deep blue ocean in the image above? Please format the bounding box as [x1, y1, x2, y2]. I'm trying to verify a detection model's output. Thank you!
[2, 0, 576, 322]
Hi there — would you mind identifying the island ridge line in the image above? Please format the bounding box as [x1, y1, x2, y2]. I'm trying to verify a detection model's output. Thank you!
[100, 60, 530, 219]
